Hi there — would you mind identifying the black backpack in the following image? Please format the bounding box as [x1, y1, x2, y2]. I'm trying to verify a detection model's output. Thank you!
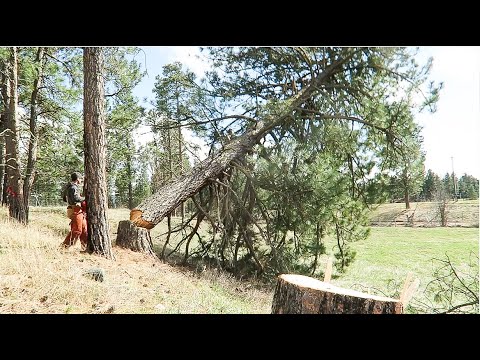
[61, 183, 71, 202]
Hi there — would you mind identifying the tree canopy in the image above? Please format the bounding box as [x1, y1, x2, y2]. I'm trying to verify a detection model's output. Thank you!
[130, 47, 443, 276]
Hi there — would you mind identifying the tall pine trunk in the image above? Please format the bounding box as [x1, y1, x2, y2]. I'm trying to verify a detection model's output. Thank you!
[127, 153, 133, 210]
[0, 62, 5, 205]
[176, 94, 184, 220]
[4, 47, 26, 224]
[0, 101, 5, 206]
[83, 47, 114, 259]
[23, 47, 45, 221]
[0, 67, 10, 208]
[126, 138, 134, 209]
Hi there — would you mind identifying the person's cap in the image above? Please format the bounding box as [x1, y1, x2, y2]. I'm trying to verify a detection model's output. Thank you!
[71, 172, 83, 181]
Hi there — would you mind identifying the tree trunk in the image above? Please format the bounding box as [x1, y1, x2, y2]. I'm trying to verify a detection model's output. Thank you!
[271, 274, 403, 314]
[0, 61, 8, 206]
[167, 125, 172, 179]
[130, 57, 353, 229]
[126, 148, 133, 210]
[0, 65, 5, 205]
[1, 171, 7, 207]
[24, 47, 45, 221]
[404, 188, 410, 209]
[0, 113, 4, 206]
[176, 95, 184, 220]
[83, 47, 114, 259]
[4, 47, 26, 224]
[116, 220, 155, 256]
[131, 125, 265, 229]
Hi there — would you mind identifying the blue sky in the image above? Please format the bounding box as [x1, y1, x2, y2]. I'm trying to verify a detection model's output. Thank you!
[132, 46, 480, 179]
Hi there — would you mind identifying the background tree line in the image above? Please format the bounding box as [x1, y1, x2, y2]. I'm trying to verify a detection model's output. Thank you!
[0, 47, 189, 212]
[384, 169, 479, 205]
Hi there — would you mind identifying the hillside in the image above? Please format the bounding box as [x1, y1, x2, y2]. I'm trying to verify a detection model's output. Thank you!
[369, 200, 479, 228]
[0, 206, 273, 314]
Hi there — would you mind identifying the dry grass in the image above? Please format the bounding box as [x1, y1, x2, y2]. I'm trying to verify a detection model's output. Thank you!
[0, 206, 273, 314]
[369, 199, 479, 227]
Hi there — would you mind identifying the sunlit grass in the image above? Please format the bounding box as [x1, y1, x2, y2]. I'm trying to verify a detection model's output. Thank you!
[369, 199, 478, 227]
[0, 206, 272, 314]
[318, 227, 478, 313]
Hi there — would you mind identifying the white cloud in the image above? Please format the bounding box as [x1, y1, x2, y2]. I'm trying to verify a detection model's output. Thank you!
[169, 46, 209, 77]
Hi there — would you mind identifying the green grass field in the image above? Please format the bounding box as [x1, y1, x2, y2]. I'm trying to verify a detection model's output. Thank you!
[110, 203, 479, 313]
[321, 227, 478, 312]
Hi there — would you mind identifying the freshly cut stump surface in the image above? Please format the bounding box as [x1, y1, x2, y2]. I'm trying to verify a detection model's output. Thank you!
[116, 220, 155, 256]
[272, 274, 403, 314]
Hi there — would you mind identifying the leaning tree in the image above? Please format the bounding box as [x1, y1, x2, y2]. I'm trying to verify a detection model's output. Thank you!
[117, 47, 440, 277]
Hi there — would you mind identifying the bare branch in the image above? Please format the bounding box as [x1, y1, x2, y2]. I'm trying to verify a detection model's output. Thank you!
[191, 196, 217, 229]
[105, 86, 128, 97]
[443, 254, 479, 301]
[440, 301, 479, 314]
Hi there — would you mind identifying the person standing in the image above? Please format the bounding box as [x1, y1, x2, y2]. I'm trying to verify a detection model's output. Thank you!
[61, 172, 87, 250]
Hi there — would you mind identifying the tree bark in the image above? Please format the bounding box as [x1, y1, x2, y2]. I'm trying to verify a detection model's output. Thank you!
[83, 47, 114, 259]
[271, 274, 403, 314]
[0, 114, 4, 206]
[0, 63, 6, 205]
[126, 139, 133, 210]
[1, 170, 6, 207]
[131, 125, 264, 229]
[116, 220, 155, 256]
[23, 47, 45, 221]
[176, 94, 185, 220]
[404, 187, 410, 209]
[4, 47, 26, 224]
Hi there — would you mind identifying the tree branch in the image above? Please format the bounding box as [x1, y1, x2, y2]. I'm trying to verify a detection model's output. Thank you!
[45, 52, 78, 86]
[443, 254, 479, 301]
[296, 109, 391, 134]
[440, 301, 479, 314]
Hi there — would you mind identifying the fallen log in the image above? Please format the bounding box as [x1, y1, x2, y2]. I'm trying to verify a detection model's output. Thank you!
[271, 274, 403, 314]
[130, 127, 264, 229]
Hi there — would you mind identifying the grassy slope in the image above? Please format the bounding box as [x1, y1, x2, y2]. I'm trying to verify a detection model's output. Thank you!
[369, 199, 479, 227]
[0, 206, 273, 314]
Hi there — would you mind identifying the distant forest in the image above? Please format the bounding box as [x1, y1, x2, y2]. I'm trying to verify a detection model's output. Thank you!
[386, 170, 478, 204]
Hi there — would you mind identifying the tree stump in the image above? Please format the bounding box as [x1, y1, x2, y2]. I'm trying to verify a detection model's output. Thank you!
[115, 220, 155, 256]
[272, 274, 403, 314]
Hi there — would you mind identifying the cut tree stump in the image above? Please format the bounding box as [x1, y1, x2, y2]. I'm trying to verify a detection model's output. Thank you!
[115, 220, 155, 256]
[272, 274, 403, 314]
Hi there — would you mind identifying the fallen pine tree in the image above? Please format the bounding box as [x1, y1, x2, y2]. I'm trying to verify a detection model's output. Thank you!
[114, 47, 439, 279]
[117, 56, 354, 257]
